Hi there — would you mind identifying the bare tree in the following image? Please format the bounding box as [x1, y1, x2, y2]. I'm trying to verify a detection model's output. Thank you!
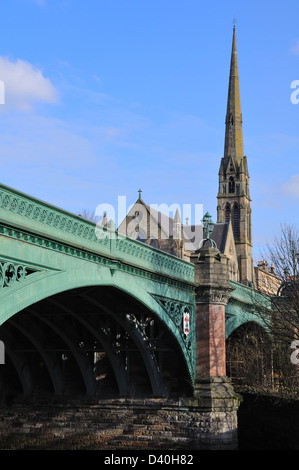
[77, 210, 97, 223]
[251, 224, 299, 393]
[260, 224, 299, 344]
[227, 224, 299, 395]
[265, 223, 299, 283]
[226, 322, 274, 391]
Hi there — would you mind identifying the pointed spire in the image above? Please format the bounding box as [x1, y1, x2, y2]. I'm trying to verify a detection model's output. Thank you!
[101, 211, 108, 227]
[173, 208, 182, 240]
[173, 207, 181, 224]
[224, 26, 244, 162]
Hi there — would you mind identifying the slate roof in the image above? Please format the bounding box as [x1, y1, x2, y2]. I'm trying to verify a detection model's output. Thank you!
[126, 198, 229, 253]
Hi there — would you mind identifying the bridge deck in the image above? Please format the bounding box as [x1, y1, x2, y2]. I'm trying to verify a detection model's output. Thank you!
[0, 183, 195, 286]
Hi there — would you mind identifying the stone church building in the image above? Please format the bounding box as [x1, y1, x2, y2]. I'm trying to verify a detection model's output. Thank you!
[117, 27, 280, 295]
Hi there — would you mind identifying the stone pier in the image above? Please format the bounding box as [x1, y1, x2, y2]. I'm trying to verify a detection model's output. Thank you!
[190, 243, 240, 449]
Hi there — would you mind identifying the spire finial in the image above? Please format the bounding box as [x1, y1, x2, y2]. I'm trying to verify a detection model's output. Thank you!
[233, 16, 237, 28]
[138, 189, 142, 200]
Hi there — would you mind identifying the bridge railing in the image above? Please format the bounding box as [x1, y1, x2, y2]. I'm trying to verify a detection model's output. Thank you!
[0, 183, 195, 284]
[230, 280, 272, 308]
[226, 280, 272, 337]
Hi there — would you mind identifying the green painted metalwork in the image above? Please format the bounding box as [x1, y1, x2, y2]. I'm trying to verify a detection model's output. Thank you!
[0, 183, 197, 384]
[226, 280, 271, 338]
[0, 182, 273, 391]
[199, 212, 217, 249]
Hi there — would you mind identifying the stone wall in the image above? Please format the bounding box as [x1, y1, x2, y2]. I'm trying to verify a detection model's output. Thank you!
[0, 398, 238, 450]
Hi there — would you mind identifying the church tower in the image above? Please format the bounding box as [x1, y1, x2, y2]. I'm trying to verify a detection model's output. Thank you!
[217, 26, 254, 286]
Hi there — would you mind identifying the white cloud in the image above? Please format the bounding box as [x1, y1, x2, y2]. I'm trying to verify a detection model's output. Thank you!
[0, 56, 58, 111]
[281, 174, 299, 199]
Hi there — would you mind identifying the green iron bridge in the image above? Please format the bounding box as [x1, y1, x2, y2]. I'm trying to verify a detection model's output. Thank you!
[0, 183, 267, 400]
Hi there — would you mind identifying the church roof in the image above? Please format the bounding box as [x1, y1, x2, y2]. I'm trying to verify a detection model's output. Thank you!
[208, 223, 229, 253]
[123, 196, 229, 253]
[189, 222, 229, 253]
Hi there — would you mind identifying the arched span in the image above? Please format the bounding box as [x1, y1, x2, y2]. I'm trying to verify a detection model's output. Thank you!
[0, 265, 195, 384]
[226, 281, 271, 339]
[226, 321, 273, 389]
[226, 303, 269, 339]
[0, 269, 194, 401]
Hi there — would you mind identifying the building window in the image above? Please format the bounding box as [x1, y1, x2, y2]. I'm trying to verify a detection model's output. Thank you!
[225, 203, 231, 222]
[247, 209, 251, 242]
[233, 203, 240, 240]
[229, 176, 235, 193]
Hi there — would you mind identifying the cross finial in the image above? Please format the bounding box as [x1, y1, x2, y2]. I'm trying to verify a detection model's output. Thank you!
[138, 189, 142, 199]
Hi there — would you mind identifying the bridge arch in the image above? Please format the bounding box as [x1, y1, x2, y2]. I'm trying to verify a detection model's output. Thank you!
[226, 321, 273, 389]
[0, 268, 193, 401]
[226, 281, 271, 338]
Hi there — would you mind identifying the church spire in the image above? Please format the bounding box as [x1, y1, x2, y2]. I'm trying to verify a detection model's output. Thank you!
[217, 26, 254, 287]
[224, 26, 244, 162]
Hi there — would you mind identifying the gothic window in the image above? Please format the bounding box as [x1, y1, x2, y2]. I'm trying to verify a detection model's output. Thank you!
[229, 177, 235, 193]
[247, 208, 251, 243]
[236, 184, 240, 195]
[233, 203, 240, 240]
[223, 184, 226, 194]
[225, 203, 231, 222]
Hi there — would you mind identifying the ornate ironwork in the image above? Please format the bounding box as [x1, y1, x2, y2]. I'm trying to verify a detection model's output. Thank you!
[0, 259, 39, 289]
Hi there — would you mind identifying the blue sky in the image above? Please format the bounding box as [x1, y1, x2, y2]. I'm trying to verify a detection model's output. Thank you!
[0, 0, 298, 262]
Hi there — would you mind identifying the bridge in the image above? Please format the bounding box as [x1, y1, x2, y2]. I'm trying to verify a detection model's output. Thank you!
[0, 182, 268, 401]
[0, 182, 198, 399]
[0, 182, 271, 449]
